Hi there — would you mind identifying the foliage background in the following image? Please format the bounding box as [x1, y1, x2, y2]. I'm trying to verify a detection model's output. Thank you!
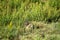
[0, 0, 60, 40]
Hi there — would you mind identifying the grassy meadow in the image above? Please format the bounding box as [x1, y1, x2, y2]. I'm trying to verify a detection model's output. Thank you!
[0, 0, 60, 40]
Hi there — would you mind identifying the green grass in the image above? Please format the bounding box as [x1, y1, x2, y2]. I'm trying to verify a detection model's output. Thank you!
[0, 0, 60, 40]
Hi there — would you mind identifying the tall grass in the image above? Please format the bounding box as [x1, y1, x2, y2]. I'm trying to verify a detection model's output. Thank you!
[0, 0, 60, 40]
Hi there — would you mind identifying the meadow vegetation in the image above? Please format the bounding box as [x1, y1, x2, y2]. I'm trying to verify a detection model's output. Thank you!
[0, 0, 60, 40]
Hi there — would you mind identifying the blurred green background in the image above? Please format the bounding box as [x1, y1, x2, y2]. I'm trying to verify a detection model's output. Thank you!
[0, 0, 60, 40]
